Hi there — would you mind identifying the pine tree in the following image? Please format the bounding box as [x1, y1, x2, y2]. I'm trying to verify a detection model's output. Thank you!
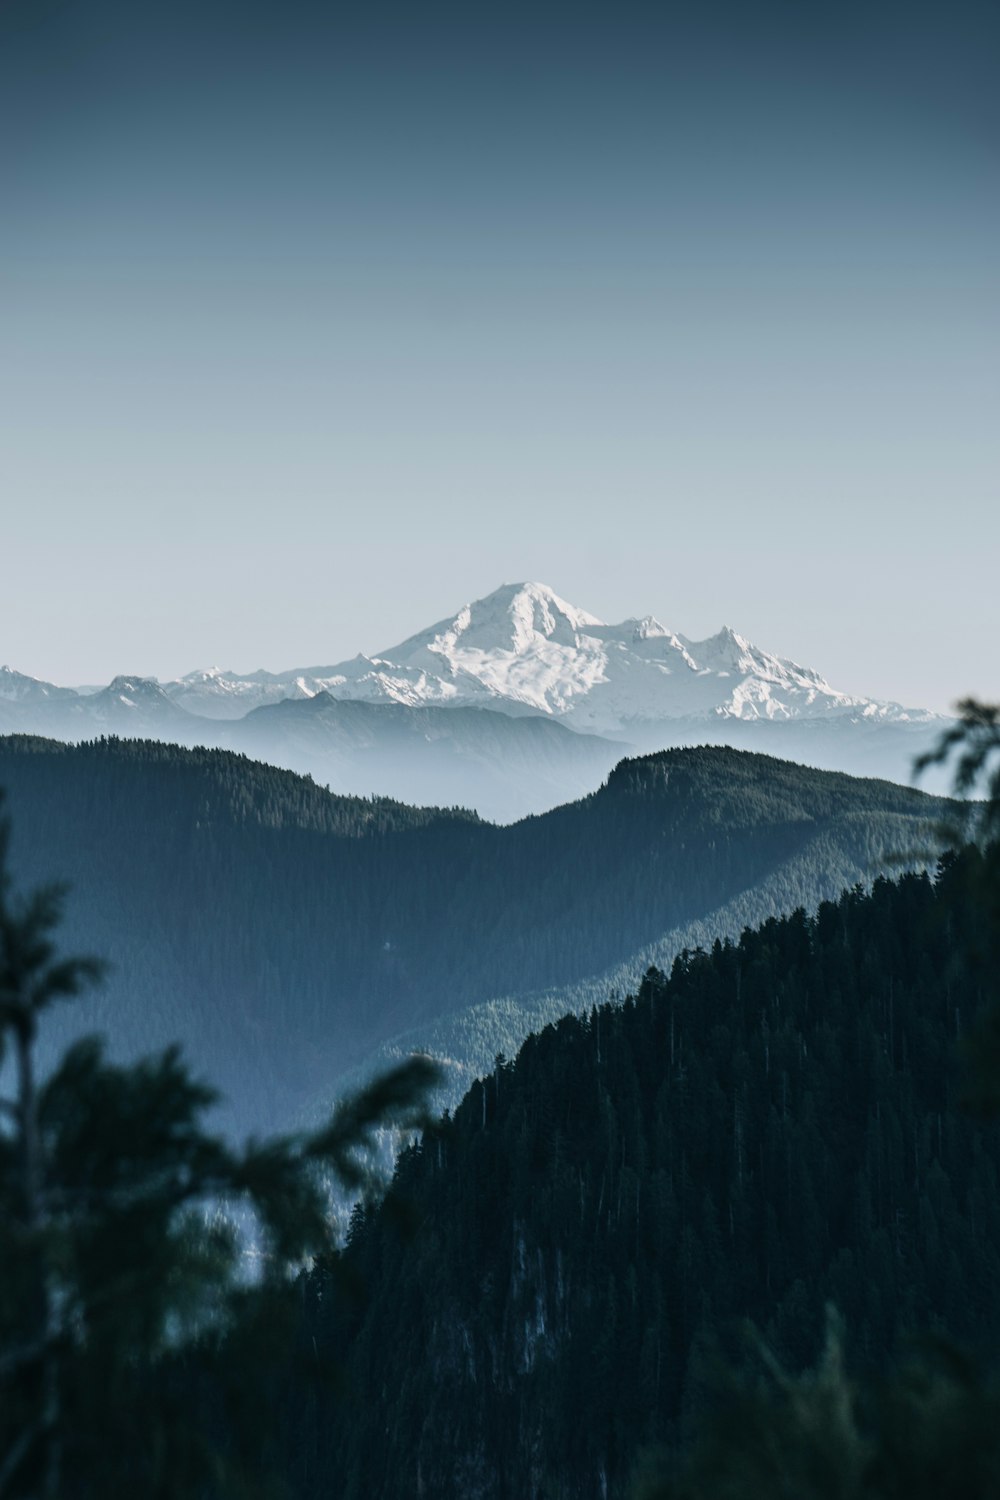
[637, 699, 1000, 1500]
[0, 793, 437, 1497]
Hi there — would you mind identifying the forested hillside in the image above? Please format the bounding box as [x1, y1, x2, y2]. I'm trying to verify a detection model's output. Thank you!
[0, 684, 625, 824]
[288, 854, 1000, 1500]
[0, 735, 952, 1133]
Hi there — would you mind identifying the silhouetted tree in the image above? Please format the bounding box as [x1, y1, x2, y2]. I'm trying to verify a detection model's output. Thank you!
[0, 792, 438, 1497]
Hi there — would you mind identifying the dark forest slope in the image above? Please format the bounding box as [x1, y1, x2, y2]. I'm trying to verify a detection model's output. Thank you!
[291, 855, 1000, 1500]
[0, 735, 952, 1132]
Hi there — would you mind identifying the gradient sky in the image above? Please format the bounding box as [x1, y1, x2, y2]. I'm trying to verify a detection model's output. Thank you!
[1, 0, 997, 712]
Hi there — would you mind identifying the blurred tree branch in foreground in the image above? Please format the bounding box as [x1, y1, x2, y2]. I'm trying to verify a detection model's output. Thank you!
[0, 790, 438, 1499]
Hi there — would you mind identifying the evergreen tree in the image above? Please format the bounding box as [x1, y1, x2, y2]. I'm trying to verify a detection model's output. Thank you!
[0, 793, 437, 1497]
[639, 698, 1000, 1500]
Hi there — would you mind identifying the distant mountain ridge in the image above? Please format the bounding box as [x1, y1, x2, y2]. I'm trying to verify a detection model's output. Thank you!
[320, 580, 931, 734]
[0, 735, 955, 1136]
[166, 579, 943, 732]
[1, 583, 947, 815]
[4, 581, 937, 731]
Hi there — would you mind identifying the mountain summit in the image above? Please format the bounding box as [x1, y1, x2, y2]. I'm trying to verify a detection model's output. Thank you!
[207, 581, 926, 736]
[382, 581, 605, 660]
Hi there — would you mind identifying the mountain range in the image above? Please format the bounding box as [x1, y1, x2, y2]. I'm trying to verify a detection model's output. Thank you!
[1, 583, 947, 818]
[0, 734, 953, 1137]
[163, 580, 934, 733]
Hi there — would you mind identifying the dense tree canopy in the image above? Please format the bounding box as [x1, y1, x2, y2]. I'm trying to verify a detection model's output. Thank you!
[3, 712, 996, 1498]
[277, 849, 1000, 1498]
[642, 696, 1000, 1500]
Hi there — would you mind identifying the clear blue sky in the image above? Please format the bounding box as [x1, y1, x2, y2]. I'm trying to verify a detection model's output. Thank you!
[1, 0, 997, 712]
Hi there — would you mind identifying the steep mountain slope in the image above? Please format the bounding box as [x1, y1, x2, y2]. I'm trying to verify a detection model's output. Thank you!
[288, 859, 1000, 1500]
[0, 735, 953, 1136]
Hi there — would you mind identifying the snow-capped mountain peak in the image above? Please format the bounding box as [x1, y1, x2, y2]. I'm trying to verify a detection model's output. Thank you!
[317, 582, 922, 732]
[0, 665, 77, 704]
[628, 615, 672, 641]
[378, 581, 604, 662]
[108, 674, 159, 693]
[16, 582, 934, 736]
[96, 676, 184, 714]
